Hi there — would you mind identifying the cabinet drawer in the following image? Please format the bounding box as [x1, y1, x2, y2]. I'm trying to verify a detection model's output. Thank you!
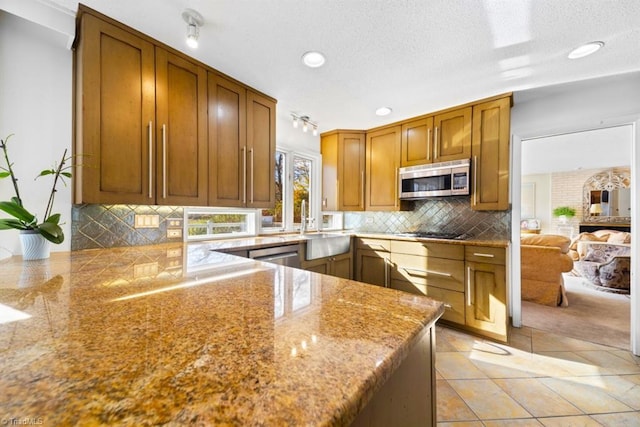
[390, 279, 465, 324]
[356, 238, 391, 252]
[391, 253, 464, 292]
[465, 246, 505, 265]
[391, 240, 464, 259]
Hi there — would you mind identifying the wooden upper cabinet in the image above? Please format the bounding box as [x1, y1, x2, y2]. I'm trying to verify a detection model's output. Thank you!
[400, 117, 433, 167]
[208, 73, 247, 207]
[76, 14, 156, 204]
[433, 107, 472, 163]
[246, 91, 276, 208]
[366, 126, 401, 211]
[155, 49, 208, 206]
[321, 131, 365, 211]
[471, 97, 510, 211]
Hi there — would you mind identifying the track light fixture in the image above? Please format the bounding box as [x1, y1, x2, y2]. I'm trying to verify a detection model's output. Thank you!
[182, 8, 204, 49]
[291, 113, 318, 136]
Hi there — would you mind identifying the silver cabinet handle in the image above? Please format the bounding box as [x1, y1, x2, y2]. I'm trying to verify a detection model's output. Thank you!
[473, 253, 495, 258]
[360, 170, 365, 209]
[148, 121, 153, 199]
[162, 124, 167, 199]
[443, 303, 452, 309]
[466, 266, 474, 306]
[394, 167, 399, 207]
[402, 267, 452, 277]
[242, 146, 247, 204]
[249, 148, 254, 203]
[473, 155, 478, 206]
[434, 126, 439, 160]
[384, 257, 389, 287]
[427, 128, 432, 161]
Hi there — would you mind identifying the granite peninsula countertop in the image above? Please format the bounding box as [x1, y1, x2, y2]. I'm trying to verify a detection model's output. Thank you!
[0, 242, 443, 426]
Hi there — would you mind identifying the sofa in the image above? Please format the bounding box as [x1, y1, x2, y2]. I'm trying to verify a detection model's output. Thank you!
[570, 230, 631, 294]
[521, 234, 574, 307]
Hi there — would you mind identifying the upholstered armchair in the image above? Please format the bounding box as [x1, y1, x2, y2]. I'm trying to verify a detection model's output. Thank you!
[521, 234, 574, 307]
[573, 242, 631, 293]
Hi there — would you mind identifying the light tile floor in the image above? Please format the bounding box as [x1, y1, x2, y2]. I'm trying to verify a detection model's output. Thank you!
[436, 325, 640, 426]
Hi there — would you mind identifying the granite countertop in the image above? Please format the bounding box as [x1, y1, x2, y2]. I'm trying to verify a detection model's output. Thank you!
[0, 242, 443, 426]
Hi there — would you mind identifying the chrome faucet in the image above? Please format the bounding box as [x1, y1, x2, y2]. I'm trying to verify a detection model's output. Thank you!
[300, 200, 307, 234]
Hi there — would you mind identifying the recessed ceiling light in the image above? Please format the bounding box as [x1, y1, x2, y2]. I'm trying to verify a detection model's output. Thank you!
[375, 107, 392, 116]
[568, 41, 604, 59]
[302, 51, 326, 68]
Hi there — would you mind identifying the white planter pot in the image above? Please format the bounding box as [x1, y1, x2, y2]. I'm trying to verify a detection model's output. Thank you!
[19, 230, 51, 261]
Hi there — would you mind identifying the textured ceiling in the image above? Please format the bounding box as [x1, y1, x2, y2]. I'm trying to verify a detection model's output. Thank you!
[43, 0, 640, 147]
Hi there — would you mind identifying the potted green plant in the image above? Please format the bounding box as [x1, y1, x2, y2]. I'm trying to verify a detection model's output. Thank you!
[0, 134, 72, 260]
[552, 206, 576, 224]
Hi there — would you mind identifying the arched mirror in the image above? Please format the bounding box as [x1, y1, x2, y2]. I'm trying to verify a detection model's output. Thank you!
[583, 168, 631, 223]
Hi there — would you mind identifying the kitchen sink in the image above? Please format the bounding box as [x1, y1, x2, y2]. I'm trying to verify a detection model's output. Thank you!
[303, 233, 351, 260]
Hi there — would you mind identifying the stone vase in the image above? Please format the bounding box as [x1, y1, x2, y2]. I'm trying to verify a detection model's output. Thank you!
[19, 230, 51, 261]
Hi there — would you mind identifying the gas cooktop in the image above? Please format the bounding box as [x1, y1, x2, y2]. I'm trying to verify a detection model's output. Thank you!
[396, 231, 470, 240]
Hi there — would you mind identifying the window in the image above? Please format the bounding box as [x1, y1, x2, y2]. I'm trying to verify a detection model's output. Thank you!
[261, 149, 320, 233]
[186, 209, 256, 240]
[293, 155, 312, 230]
[261, 151, 286, 231]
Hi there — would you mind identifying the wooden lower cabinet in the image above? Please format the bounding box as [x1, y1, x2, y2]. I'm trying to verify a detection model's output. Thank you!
[302, 252, 352, 279]
[465, 261, 507, 341]
[463, 246, 508, 342]
[355, 238, 391, 287]
[390, 279, 465, 324]
[355, 238, 508, 342]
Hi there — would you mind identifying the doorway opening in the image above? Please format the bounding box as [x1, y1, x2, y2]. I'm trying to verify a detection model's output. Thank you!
[518, 125, 633, 350]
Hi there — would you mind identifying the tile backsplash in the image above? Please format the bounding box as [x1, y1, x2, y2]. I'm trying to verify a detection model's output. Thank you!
[71, 204, 184, 250]
[71, 197, 510, 250]
[344, 196, 510, 240]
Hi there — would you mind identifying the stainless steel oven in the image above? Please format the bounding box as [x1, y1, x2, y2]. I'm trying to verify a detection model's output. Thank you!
[399, 159, 470, 199]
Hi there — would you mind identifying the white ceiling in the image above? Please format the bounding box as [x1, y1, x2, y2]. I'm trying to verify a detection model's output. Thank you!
[39, 0, 640, 146]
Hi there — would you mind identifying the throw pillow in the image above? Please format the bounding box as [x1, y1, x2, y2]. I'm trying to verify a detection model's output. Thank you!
[569, 232, 610, 251]
[583, 246, 607, 263]
[607, 232, 630, 244]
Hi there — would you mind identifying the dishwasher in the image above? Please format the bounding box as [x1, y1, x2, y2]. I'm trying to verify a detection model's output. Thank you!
[248, 244, 301, 268]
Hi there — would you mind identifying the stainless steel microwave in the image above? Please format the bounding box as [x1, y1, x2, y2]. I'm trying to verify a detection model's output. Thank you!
[398, 159, 470, 199]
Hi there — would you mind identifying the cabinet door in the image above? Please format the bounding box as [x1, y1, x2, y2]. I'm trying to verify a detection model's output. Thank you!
[331, 253, 353, 279]
[401, 117, 433, 167]
[247, 91, 276, 208]
[321, 133, 339, 211]
[305, 260, 330, 275]
[433, 107, 471, 162]
[155, 49, 208, 206]
[366, 126, 401, 211]
[208, 73, 247, 207]
[471, 97, 511, 211]
[77, 14, 156, 204]
[465, 261, 507, 341]
[356, 249, 390, 287]
[339, 133, 366, 211]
